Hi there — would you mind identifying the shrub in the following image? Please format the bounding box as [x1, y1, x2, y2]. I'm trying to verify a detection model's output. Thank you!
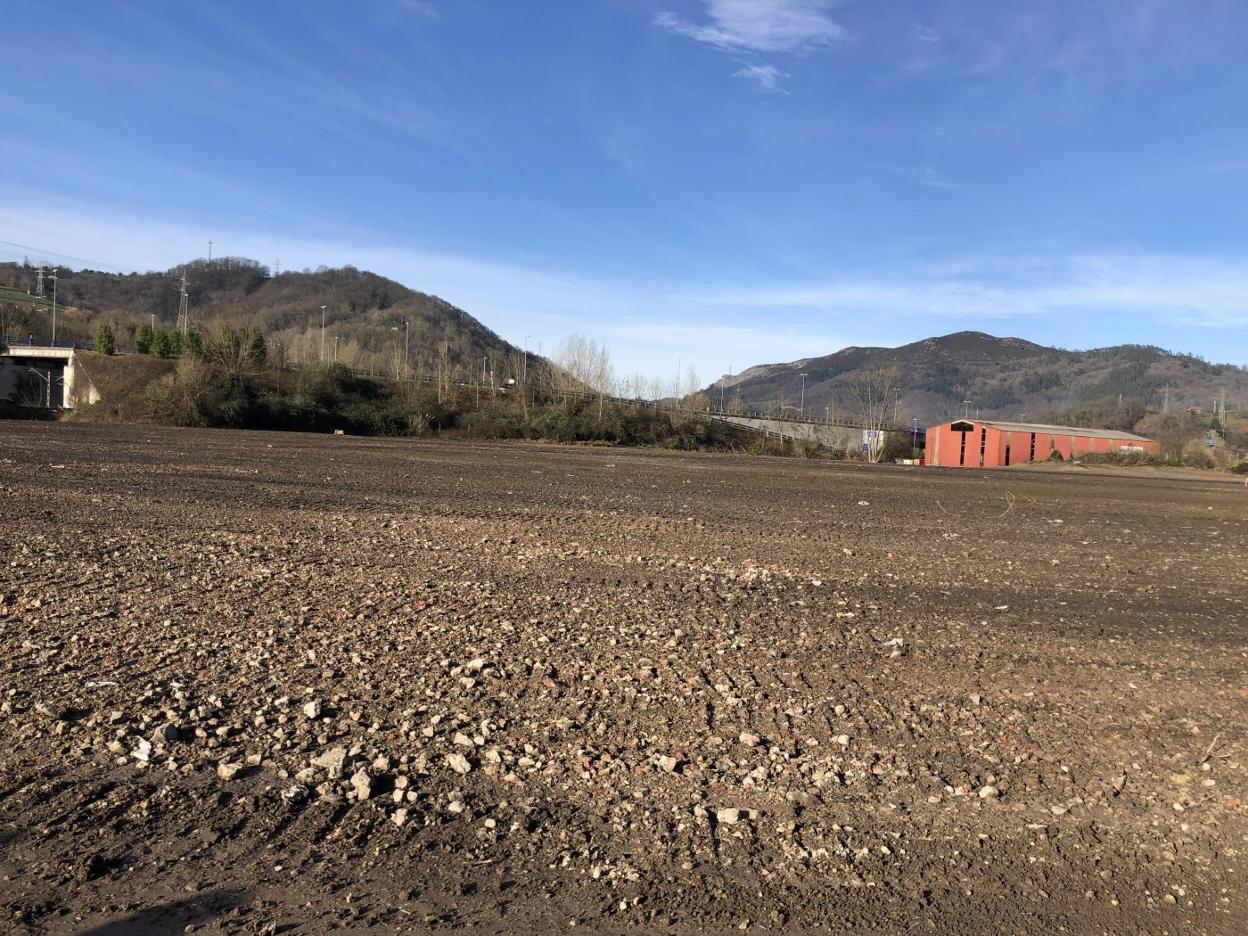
[94, 323, 115, 355]
[151, 328, 173, 357]
[145, 357, 220, 426]
[1181, 440, 1215, 469]
[134, 322, 153, 355]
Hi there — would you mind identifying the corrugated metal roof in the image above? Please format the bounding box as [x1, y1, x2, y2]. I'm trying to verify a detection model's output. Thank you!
[944, 419, 1153, 442]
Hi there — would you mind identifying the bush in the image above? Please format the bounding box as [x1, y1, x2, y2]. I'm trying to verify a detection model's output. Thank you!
[134, 322, 153, 355]
[145, 357, 221, 426]
[95, 323, 115, 355]
[1181, 440, 1215, 469]
[182, 330, 205, 355]
[879, 431, 914, 462]
[151, 328, 173, 357]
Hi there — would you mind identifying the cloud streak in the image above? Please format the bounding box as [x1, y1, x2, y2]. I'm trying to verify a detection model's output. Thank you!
[655, 1, 846, 54]
[3, 198, 1247, 385]
[656, 1, 846, 93]
[733, 64, 789, 93]
[691, 253, 1248, 329]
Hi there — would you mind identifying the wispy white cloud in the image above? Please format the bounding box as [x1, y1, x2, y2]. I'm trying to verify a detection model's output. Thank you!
[911, 23, 940, 44]
[655, 1, 846, 55]
[690, 252, 1248, 329]
[4, 197, 1247, 384]
[656, 1, 845, 94]
[915, 165, 961, 189]
[397, 0, 438, 19]
[733, 64, 789, 93]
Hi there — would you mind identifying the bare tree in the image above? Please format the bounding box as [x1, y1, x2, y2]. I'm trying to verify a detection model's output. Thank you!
[848, 365, 901, 462]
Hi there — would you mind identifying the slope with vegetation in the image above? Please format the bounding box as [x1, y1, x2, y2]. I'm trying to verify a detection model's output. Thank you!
[67, 329, 800, 456]
[717, 331, 1248, 431]
[0, 258, 529, 382]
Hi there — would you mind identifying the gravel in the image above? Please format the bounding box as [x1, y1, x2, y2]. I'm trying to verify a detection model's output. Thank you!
[0, 423, 1243, 934]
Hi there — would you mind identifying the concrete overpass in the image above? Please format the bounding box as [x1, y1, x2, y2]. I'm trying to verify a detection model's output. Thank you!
[707, 410, 919, 455]
[0, 344, 100, 409]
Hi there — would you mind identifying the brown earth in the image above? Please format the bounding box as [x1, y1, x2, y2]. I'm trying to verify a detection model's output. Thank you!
[0, 422, 1244, 935]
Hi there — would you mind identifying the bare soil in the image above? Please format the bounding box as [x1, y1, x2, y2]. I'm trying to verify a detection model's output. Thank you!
[0, 422, 1244, 934]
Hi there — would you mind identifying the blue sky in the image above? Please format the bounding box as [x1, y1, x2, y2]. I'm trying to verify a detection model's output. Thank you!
[3, 0, 1248, 379]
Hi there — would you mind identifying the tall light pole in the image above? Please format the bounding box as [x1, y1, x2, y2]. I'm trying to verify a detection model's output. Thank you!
[333, 335, 340, 363]
[320, 305, 327, 362]
[962, 399, 972, 419]
[523, 335, 530, 387]
[50, 268, 58, 345]
[891, 387, 902, 427]
[911, 417, 919, 457]
[404, 320, 410, 378]
[799, 373, 808, 419]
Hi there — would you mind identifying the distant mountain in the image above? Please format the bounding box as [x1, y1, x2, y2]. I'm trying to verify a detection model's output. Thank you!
[0, 258, 527, 379]
[712, 331, 1248, 426]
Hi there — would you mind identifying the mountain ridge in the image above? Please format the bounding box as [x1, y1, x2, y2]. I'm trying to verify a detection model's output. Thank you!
[711, 331, 1247, 425]
[0, 258, 528, 380]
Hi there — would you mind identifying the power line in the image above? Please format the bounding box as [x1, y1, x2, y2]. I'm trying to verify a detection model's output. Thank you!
[0, 239, 124, 273]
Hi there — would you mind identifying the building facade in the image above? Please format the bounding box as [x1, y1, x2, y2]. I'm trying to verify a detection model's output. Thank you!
[925, 419, 1159, 468]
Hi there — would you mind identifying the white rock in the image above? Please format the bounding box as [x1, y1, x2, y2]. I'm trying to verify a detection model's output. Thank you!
[447, 752, 472, 775]
[303, 700, 322, 719]
[351, 768, 373, 801]
[312, 747, 347, 776]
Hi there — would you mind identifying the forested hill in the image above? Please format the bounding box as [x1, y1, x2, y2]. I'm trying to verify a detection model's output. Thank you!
[714, 331, 1248, 426]
[0, 258, 525, 378]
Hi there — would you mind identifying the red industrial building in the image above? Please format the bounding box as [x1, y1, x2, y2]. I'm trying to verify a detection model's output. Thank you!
[925, 418, 1159, 468]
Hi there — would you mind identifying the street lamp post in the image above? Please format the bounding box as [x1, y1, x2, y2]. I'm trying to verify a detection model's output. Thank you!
[891, 387, 901, 427]
[799, 373, 808, 418]
[50, 269, 58, 346]
[523, 335, 530, 387]
[404, 320, 410, 378]
[962, 399, 973, 419]
[320, 305, 327, 362]
[911, 417, 919, 457]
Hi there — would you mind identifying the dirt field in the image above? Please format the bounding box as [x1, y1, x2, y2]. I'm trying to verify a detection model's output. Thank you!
[1, 422, 1244, 934]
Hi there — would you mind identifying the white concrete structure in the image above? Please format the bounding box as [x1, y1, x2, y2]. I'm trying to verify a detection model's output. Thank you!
[0, 346, 100, 409]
